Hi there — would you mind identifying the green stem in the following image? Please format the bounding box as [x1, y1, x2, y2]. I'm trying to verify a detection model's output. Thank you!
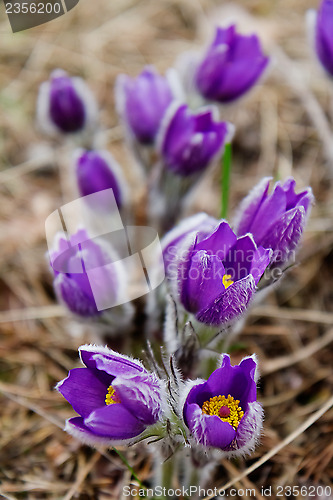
[112, 447, 146, 490]
[220, 143, 232, 219]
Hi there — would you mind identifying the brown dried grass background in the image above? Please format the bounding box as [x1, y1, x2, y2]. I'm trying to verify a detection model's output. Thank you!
[0, 0, 333, 498]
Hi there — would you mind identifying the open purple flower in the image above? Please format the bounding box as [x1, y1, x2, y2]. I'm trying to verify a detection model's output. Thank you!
[233, 177, 314, 267]
[308, 0, 333, 76]
[182, 354, 263, 455]
[50, 229, 121, 317]
[116, 67, 173, 144]
[75, 149, 128, 211]
[37, 69, 97, 135]
[167, 219, 271, 326]
[196, 25, 269, 103]
[57, 345, 164, 446]
[159, 104, 231, 176]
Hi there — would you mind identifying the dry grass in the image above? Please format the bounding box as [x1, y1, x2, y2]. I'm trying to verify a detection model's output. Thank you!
[0, 0, 333, 498]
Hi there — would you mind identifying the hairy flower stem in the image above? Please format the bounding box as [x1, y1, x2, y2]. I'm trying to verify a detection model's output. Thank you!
[220, 143, 232, 219]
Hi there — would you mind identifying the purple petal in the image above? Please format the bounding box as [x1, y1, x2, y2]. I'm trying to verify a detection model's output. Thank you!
[223, 234, 258, 281]
[205, 358, 256, 410]
[249, 246, 272, 284]
[195, 221, 237, 259]
[260, 206, 306, 265]
[185, 403, 236, 449]
[196, 274, 256, 326]
[57, 368, 110, 418]
[80, 347, 144, 377]
[233, 177, 271, 236]
[179, 250, 226, 314]
[234, 401, 263, 451]
[114, 374, 161, 425]
[84, 404, 145, 439]
[250, 183, 287, 242]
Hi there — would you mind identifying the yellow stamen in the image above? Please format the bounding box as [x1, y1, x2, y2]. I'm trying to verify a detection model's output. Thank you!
[222, 274, 234, 289]
[105, 385, 120, 405]
[202, 394, 244, 429]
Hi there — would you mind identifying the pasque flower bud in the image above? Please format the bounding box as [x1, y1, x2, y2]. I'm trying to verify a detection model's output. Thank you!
[116, 66, 173, 144]
[75, 149, 128, 211]
[196, 25, 269, 103]
[37, 69, 97, 135]
[233, 177, 314, 267]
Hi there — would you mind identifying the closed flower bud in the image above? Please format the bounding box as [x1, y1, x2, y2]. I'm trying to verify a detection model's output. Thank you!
[182, 354, 263, 456]
[166, 218, 271, 326]
[233, 177, 314, 267]
[75, 149, 128, 211]
[50, 229, 122, 317]
[57, 345, 164, 446]
[116, 66, 173, 144]
[37, 69, 97, 135]
[159, 103, 231, 176]
[196, 25, 269, 103]
[307, 0, 333, 77]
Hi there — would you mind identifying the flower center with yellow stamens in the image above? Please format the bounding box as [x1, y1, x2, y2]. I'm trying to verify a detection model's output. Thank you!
[201, 394, 244, 429]
[105, 385, 121, 406]
[222, 274, 234, 289]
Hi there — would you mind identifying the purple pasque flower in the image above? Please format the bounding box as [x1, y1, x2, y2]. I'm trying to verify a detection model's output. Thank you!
[50, 229, 120, 317]
[233, 177, 314, 267]
[196, 25, 269, 103]
[159, 103, 231, 176]
[116, 66, 173, 144]
[308, 0, 333, 76]
[37, 69, 97, 135]
[75, 149, 128, 210]
[168, 219, 271, 326]
[57, 345, 164, 446]
[182, 354, 263, 455]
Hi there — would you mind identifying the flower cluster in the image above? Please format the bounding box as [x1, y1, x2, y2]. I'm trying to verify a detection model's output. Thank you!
[57, 345, 263, 456]
[36, 15, 316, 473]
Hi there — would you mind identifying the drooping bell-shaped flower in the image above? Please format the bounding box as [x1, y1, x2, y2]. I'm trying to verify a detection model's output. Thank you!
[165, 218, 271, 326]
[75, 149, 128, 211]
[37, 69, 97, 135]
[159, 103, 231, 177]
[50, 229, 122, 317]
[307, 0, 333, 76]
[116, 66, 173, 144]
[233, 177, 314, 267]
[182, 354, 263, 455]
[195, 25, 269, 103]
[57, 345, 164, 446]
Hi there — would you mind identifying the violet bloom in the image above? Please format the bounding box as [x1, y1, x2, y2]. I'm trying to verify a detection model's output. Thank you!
[233, 177, 314, 267]
[57, 345, 164, 446]
[168, 219, 271, 326]
[50, 229, 121, 317]
[116, 67, 173, 144]
[309, 0, 333, 76]
[182, 354, 263, 455]
[159, 104, 231, 176]
[37, 69, 97, 135]
[75, 150, 128, 210]
[196, 25, 269, 103]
